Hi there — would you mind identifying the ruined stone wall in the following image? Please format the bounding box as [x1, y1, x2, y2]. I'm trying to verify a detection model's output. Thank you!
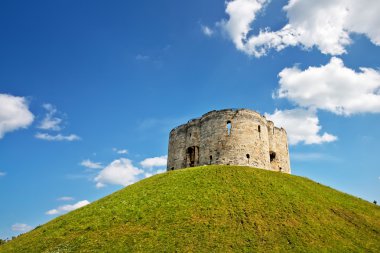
[267, 121, 291, 173]
[167, 124, 187, 170]
[167, 109, 291, 173]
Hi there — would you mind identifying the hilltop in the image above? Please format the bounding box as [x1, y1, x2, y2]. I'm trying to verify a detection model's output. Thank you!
[1, 166, 379, 252]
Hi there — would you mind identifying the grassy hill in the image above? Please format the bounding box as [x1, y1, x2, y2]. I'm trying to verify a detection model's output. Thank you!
[1, 165, 379, 252]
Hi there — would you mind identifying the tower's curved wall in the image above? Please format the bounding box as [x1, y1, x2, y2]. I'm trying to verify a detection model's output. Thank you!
[167, 109, 291, 173]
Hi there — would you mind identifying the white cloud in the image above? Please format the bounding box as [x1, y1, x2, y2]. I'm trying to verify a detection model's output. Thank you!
[35, 133, 80, 141]
[46, 200, 90, 215]
[144, 169, 165, 178]
[35, 103, 81, 141]
[113, 148, 128, 154]
[265, 109, 337, 145]
[80, 159, 102, 169]
[201, 25, 214, 37]
[221, 0, 380, 57]
[276, 57, 380, 115]
[11, 223, 33, 232]
[45, 209, 59, 215]
[37, 103, 63, 131]
[0, 171, 6, 177]
[57, 196, 74, 201]
[0, 93, 34, 139]
[94, 158, 143, 188]
[220, 0, 268, 53]
[140, 155, 167, 169]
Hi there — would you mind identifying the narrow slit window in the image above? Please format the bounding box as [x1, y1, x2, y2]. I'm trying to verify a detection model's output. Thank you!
[209, 155, 212, 164]
[258, 125, 261, 139]
[227, 121, 231, 136]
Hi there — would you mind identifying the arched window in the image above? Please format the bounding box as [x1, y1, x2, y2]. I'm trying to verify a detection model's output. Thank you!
[227, 121, 231, 136]
[246, 154, 250, 159]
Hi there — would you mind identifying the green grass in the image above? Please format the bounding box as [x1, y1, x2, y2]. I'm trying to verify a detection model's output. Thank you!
[1, 165, 379, 252]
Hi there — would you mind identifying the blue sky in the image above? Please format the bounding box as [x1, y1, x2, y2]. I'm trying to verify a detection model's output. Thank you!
[1, 0, 380, 239]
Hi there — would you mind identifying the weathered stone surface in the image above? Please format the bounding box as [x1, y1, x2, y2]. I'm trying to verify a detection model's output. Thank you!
[167, 109, 291, 173]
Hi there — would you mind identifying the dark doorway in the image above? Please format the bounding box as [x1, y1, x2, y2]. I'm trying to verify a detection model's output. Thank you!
[270, 151, 276, 162]
[186, 146, 199, 167]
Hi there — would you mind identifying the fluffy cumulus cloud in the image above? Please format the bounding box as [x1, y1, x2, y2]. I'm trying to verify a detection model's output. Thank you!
[140, 156, 167, 178]
[221, 0, 268, 53]
[11, 223, 33, 232]
[0, 93, 34, 139]
[80, 159, 103, 169]
[140, 155, 167, 169]
[221, 0, 380, 57]
[265, 109, 337, 145]
[35, 133, 80, 141]
[94, 158, 143, 188]
[46, 200, 90, 215]
[276, 57, 380, 115]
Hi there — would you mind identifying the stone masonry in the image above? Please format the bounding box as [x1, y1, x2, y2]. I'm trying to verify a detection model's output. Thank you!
[167, 109, 291, 173]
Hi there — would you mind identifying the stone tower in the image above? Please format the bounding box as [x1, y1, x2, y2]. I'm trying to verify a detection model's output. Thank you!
[167, 109, 291, 173]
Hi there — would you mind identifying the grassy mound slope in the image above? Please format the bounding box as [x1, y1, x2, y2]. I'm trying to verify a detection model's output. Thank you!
[1, 165, 379, 252]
